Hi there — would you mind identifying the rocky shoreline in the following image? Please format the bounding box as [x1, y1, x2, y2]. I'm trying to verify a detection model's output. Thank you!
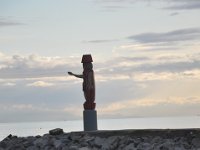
[1, 128, 200, 150]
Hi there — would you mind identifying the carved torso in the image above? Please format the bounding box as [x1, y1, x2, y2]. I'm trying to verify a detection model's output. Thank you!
[83, 68, 95, 110]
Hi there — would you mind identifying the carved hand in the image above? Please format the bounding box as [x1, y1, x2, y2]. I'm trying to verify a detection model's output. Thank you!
[68, 72, 73, 76]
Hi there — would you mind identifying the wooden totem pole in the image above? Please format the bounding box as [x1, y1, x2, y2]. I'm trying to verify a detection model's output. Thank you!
[68, 54, 97, 131]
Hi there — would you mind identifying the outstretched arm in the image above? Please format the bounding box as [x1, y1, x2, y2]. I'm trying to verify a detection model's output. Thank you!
[68, 72, 83, 78]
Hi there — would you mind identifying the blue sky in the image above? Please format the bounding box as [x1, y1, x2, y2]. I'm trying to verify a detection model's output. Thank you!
[0, 0, 200, 122]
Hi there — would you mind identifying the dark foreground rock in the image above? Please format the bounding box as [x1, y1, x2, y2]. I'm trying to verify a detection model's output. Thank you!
[49, 128, 64, 136]
[1, 129, 200, 150]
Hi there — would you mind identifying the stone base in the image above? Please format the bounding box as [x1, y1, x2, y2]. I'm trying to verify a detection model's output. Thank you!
[83, 110, 98, 131]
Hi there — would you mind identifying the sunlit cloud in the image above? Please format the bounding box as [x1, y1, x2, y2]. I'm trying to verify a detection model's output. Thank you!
[27, 81, 54, 87]
[11, 104, 33, 110]
[182, 69, 200, 79]
[2, 82, 16, 86]
[96, 74, 130, 82]
[0, 50, 200, 121]
[95, 52, 200, 82]
[131, 72, 175, 81]
[2, 51, 200, 84]
[117, 43, 180, 52]
[119, 44, 154, 51]
[98, 96, 200, 117]
[0, 104, 33, 111]
[0, 52, 80, 79]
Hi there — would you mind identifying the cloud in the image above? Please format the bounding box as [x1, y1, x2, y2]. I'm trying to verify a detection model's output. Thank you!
[98, 96, 200, 117]
[94, 52, 200, 82]
[0, 17, 23, 27]
[2, 82, 16, 87]
[0, 103, 81, 122]
[135, 60, 200, 73]
[1, 51, 200, 122]
[102, 5, 127, 12]
[11, 104, 33, 110]
[116, 43, 179, 52]
[0, 104, 32, 112]
[0, 53, 81, 79]
[169, 12, 179, 16]
[94, 0, 200, 11]
[164, 0, 200, 10]
[101, 96, 200, 111]
[83, 39, 119, 43]
[4, 52, 196, 82]
[27, 81, 53, 87]
[128, 28, 200, 44]
[118, 44, 154, 51]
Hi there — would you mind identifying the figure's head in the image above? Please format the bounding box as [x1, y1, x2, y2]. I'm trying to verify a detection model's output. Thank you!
[81, 54, 93, 63]
[82, 54, 93, 70]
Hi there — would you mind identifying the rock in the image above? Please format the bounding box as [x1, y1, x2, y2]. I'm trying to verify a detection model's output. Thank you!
[98, 136, 120, 150]
[79, 147, 90, 150]
[101, 142, 110, 150]
[62, 147, 70, 150]
[137, 142, 152, 150]
[53, 139, 63, 148]
[44, 146, 55, 150]
[35, 135, 41, 138]
[80, 141, 89, 147]
[192, 138, 200, 148]
[26, 145, 38, 150]
[49, 128, 64, 135]
[7, 134, 12, 139]
[33, 137, 49, 148]
[157, 140, 174, 150]
[174, 147, 186, 150]
[2, 134, 17, 141]
[69, 145, 79, 150]
[124, 143, 136, 150]
[107, 136, 120, 149]
[0, 141, 7, 149]
[23, 140, 33, 148]
[94, 137, 105, 148]
[69, 133, 82, 141]
[83, 136, 94, 147]
[12, 144, 26, 150]
[150, 136, 162, 144]
[107, 136, 119, 144]
[43, 134, 53, 139]
[82, 135, 94, 142]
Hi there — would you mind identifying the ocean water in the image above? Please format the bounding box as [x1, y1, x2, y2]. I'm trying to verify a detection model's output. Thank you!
[0, 116, 200, 141]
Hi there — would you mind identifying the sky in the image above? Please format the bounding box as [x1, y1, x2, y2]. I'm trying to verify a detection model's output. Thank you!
[0, 0, 200, 123]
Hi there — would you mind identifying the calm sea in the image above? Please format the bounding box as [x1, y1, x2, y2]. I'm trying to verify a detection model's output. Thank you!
[1, 116, 200, 141]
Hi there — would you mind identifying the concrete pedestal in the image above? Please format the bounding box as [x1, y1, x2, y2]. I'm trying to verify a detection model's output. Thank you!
[83, 110, 98, 131]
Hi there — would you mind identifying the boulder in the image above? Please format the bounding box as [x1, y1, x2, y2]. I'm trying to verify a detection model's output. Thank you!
[49, 128, 64, 135]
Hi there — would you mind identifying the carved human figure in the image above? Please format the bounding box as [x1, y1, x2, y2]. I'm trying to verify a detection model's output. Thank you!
[68, 54, 96, 110]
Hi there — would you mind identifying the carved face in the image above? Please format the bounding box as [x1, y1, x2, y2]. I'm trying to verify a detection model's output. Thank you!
[83, 63, 93, 70]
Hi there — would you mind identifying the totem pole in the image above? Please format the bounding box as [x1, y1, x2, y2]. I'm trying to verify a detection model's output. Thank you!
[68, 54, 97, 131]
